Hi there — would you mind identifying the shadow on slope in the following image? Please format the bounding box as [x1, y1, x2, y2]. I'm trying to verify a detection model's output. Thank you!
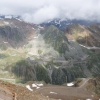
[11, 59, 51, 83]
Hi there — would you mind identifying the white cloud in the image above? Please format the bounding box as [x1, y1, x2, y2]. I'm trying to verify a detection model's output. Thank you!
[22, 5, 59, 24]
[0, 0, 100, 23]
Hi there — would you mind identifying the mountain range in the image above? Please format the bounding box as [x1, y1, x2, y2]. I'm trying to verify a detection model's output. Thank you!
[40, 18, 99, 30]
[0, 17, 100, 100]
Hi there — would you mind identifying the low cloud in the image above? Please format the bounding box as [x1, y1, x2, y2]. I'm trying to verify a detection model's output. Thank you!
[0, 0, 100, 23]
[22, 5, 59, 24]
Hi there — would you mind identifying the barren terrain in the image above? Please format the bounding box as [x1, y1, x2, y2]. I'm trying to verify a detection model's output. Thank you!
[34, 79, 99, 100]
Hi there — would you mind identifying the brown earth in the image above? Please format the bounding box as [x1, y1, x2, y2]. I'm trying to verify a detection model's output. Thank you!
[0, 80, 56, 100]
[0, 79, 99, 100]
[66, 24, 100, 47]
[34, 79, 99, 100]
[35, 85, 99, 100]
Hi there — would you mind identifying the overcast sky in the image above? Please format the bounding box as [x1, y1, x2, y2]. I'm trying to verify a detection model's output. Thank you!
[0, 0, 100, 24]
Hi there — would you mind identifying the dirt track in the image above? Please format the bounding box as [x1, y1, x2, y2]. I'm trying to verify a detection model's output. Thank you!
[34, 79, 99, 100]
[0, 78, 99, 100]
[0, 80, 56, 100]
[35, 86, 98, 100]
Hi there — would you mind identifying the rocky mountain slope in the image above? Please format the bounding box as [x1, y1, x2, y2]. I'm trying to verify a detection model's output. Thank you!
[40, 18, 98, 30]
[40, 25, 69, 53]
[0, 80, 56, 100]
[0, 18, 100, 86]
[40, 25, 88, 60]
[0, 18, 36, 49]
[87, 77, 100, 97]
[66, 24, 100, 47]
[0, 17, 100, 100]
[0, 25, 99, 86]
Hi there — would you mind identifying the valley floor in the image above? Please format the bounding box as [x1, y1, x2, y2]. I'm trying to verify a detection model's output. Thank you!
[35, 85, 98, 100]
[0, 78, 100, 100]
[26, 78, 100, 100]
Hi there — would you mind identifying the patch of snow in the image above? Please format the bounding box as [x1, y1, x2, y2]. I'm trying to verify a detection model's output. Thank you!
[79, 44, 100, 50]
[55, 20, 60, 25]
[86, 99, 92, 100]
[50, 92, 57, 94]
[47, 19, 52, 23]
[32, 84, 37, 88]
[54, 66, 59, 69]
[32, 27, 36, 30]
[37, 83, 43, 87]
[36, 87, 40, 89]
[5, 15, 12, 19]
[3, 41, 8, 43]
[38, 25, 44, 29]
[67, 82, 74, 87]
[60, 18, 67, 22]
[32, 83, 40, 89]
[16, 18, 22, 21]
[26, 85, 33, 91]
[4, 21, 9, 25]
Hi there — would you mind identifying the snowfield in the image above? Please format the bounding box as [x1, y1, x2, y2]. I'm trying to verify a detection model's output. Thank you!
[50, 92, 57, 94]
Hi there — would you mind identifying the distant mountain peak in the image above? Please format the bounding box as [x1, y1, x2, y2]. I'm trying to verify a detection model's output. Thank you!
[40, 18, 98, 30]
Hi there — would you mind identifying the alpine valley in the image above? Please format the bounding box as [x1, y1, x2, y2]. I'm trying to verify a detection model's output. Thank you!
[0, 16, 100, 100]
